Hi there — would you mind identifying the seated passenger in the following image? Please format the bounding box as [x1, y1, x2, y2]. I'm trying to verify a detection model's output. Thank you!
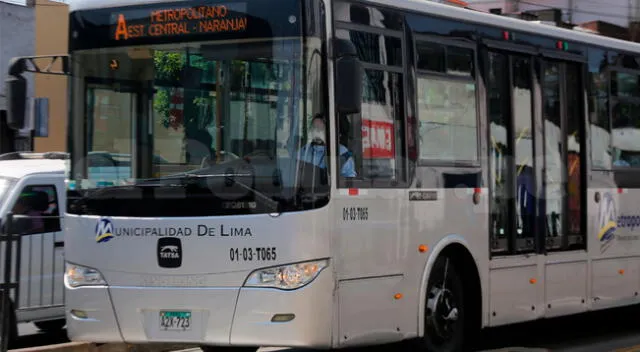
[298, 115, 357, 178]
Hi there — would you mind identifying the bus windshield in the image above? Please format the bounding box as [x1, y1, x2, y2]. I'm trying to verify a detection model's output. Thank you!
[66, 1, 329, 217]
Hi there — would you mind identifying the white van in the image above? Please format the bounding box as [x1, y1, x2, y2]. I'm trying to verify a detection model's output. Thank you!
[0, 152, 67, 346]
[0, 150, 164, 346]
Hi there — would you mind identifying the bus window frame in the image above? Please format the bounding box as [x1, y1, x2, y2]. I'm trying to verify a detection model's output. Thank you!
[588, 47, 640, 173]
[609, 66, 640, 171]
[413, 34, 481, 168]
[332, 19, 411, 189]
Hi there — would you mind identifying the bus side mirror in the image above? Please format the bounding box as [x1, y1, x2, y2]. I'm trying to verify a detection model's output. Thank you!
[6, 75, 27, 130]
[334, 39, 363, 115]
[6, 57, 27, 130]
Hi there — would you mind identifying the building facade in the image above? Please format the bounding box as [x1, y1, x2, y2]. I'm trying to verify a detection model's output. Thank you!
[33, 0, 68, 152]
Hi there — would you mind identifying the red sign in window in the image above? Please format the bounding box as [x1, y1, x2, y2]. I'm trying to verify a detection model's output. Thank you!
[362, 119, 395, 159]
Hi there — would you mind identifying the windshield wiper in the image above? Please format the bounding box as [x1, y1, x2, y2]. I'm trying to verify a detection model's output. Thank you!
[146, 173, 280, 213]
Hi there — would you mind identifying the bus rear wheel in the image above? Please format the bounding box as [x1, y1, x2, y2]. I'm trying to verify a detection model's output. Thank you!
[419, 255, 466, 352]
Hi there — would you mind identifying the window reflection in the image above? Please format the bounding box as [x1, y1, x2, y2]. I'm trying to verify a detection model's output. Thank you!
[588, 48, 610, 169]
[86, 88, 134, 180]
[566, 64, 583, 243]
[488, 52, 510, 254]
[417, 77, 477, 161]
[335, 21, 406, 185]
[347, 30, 402, 67]
[358, 69, 403, 180]
[416, 42, 445, 72]
[512, 57, 534, 244]
[416, 42, 474, 78]
[416, 41, 477, 163]
[611, 70, 640, 167]
[76, 40, 327, 193]
[544, 63, 563, 241]
[612, 72, 640, 98]
[406, 12, 476, 39]
[333, 1, 404, 30]
[447, 47, 474, 76]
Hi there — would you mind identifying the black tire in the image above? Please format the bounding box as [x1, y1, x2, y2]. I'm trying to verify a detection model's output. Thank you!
[34, 319, 66, 332]
[200, 346, 259, 352]
[416, 255, 467, 352]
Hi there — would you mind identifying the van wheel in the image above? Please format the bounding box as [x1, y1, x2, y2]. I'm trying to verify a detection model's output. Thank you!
[417, 255, 466, 352]
[34, 319, 66, 332]
[200, 346, 258, 352]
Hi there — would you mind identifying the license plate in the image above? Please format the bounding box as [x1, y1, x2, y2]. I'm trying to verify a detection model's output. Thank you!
[159, 311, 191, 331]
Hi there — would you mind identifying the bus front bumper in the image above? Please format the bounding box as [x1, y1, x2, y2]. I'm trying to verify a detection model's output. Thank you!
[65, 270, 333, 348]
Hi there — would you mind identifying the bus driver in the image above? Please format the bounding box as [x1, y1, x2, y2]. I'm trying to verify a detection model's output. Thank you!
[298, 115, 357, 178]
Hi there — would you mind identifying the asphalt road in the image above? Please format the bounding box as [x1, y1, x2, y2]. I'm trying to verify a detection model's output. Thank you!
[11, 305, 640, 351]
[12, 322, 70, 349]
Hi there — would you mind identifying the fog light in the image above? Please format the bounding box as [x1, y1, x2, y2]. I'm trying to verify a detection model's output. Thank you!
[70, 309, 88, 319]
[271, 313, 295, 322]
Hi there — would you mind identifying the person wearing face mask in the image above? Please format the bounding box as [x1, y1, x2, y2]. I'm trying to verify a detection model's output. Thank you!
[298, 115, 357, 178]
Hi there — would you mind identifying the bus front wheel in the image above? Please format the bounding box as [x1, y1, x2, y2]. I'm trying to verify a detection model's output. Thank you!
[419, 255, 466, 352]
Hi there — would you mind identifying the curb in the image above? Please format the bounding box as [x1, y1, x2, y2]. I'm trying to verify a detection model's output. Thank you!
[9, 342, 93, 352]
[480, 348, 550, 352]
[9, 343, 198, 352]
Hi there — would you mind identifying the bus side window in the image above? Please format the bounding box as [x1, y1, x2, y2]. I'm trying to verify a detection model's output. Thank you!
[611, 70, 640, 168]
[587, 47, 610, 170]
[415, 42, 477, 164]
[335, 27, 406, 186]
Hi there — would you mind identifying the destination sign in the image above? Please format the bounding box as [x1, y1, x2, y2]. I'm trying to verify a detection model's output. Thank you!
[70, 0, 300, 51]
[111, 3, 249, 41]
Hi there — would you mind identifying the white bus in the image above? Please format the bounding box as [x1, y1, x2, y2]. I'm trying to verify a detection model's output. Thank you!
[6, 0, 640, 350]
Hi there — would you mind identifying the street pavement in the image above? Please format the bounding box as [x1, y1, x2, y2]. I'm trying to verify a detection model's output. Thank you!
[12, 323, 69, 349]
[11, 304, 640, 351]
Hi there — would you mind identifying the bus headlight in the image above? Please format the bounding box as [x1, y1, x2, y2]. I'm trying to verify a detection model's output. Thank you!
[64, 263, 107, 288]
[244, 259, 328, 290]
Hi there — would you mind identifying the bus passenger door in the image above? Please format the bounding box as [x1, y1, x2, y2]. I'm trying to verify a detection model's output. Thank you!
[486, 48, 542, 326]
[541, 60, 586, 252]
[540, 58, 589, 316]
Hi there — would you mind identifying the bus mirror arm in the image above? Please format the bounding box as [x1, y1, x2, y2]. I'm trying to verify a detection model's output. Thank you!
[5, 55, 70, 131]
[333, 39, 363, 115]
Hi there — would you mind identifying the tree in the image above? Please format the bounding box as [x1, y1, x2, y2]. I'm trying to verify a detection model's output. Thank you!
[153, 51, 186, 130]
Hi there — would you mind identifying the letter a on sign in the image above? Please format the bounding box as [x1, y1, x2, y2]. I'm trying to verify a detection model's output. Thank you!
[114, 14, 128, 40]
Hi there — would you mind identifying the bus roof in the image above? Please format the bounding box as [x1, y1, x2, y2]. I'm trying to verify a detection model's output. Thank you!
[68, 0, 186, 12]
[69, 0, 640, 55]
